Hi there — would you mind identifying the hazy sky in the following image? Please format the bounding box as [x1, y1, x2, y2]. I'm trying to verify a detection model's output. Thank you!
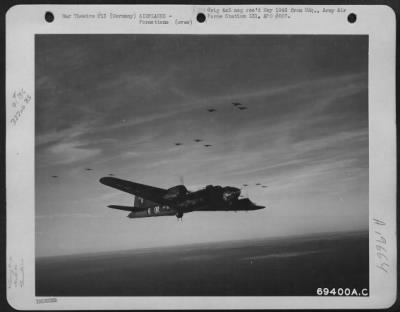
[35, 35, 368, 257]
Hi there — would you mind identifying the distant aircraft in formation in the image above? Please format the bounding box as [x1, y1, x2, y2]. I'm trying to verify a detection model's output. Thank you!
[51, 167, 97, 177]
[99, 177, 265, 220]
[53, 99, 264, 218]
[208, 102, 249, 113]
[242, 183, 268, 188]
[174, 140, 213, 147]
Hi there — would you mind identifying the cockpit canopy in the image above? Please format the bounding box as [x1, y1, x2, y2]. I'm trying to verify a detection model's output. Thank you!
[222, 186, 241, 202]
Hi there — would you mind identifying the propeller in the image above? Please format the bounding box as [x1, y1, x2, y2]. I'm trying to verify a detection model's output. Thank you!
[176, 211, 184, 221]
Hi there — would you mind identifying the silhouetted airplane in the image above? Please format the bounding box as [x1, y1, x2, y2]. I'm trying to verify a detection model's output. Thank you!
[194, 139, 203, 142]
[238, 107, 248, 110]
[232, 102, 242, 106]
[255, 183, 261, 186]
[175, 143, 183, 146]
[208, 109, 216, 112]
[204, 144, 212, 147]
[99, 177, 265, 220]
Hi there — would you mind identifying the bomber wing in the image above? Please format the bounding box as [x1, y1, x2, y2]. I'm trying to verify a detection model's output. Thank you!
[99, 177, 168, 204]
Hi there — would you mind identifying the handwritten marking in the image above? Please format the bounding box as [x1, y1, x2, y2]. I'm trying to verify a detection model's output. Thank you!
[19, 258, 24, 287]
[8, 257, 25, 289]
[373, 218, 389, 273]
[10, 88, 31, 126]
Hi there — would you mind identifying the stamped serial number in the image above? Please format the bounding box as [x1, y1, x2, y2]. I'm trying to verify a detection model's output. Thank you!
[36, 298, 57, 304]
[316, 288, 368, 296]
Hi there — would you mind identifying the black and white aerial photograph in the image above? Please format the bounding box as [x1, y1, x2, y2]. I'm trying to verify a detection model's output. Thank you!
[35, 35, 369, 296]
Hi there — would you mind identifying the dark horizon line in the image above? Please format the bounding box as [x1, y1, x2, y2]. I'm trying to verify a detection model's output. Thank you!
[36, 229, 368, 260]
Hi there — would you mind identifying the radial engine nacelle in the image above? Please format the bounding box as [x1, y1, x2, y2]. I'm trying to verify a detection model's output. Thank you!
[163, 185, 188, 201]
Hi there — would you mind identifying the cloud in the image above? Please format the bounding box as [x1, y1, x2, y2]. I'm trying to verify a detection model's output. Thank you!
[36, 124, 90, 147]
[44, 140, 101, 166]
[35, 68, 367, 174]
[89, 72, 367, 136]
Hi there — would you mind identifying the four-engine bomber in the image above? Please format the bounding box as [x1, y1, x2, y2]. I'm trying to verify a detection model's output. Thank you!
[99, 177, 265, 220]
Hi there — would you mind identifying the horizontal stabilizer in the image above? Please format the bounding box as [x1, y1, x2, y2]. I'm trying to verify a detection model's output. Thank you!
[108, 205, 146, 212]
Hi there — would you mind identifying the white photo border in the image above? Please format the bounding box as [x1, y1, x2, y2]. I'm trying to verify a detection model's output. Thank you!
[6, 4, 397, 310]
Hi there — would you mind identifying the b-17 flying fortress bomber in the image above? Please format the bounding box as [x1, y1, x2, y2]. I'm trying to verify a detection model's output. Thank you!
[94, 100, 265, 220]
[99, 177, 265, 220]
